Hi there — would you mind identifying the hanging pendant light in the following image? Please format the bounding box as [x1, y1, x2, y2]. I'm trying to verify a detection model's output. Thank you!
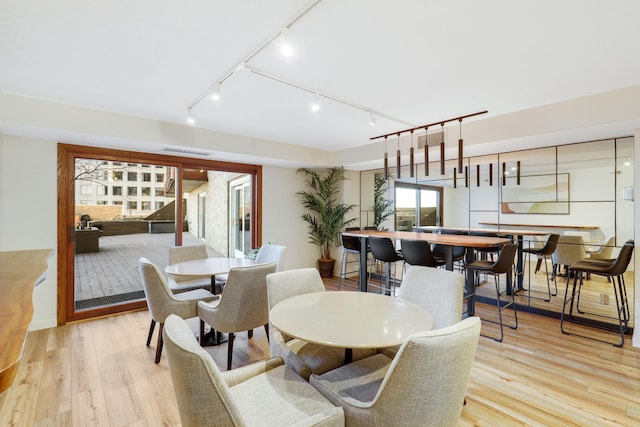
[465, 165, 469, 187]
[383, 136, 389, 181]
[517, 160, 521, 185]
[453, 167, 457, 188]
[396, 133, 401, 179]
[424, 127, 429, 176]
[476, 164, 480, 187]
[489, 163, 493, 186]
[458, 119, 464, 173]
[502, 162, 507, 186]
[440, 123, 445, 175]
[409, 130, 415, 178]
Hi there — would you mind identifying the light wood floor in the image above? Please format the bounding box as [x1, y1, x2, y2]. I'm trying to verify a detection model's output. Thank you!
[1, 279, 639, 426]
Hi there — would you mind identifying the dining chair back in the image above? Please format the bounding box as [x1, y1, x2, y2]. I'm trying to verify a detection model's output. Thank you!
[432, 229, 467, 266]
[266, 268, 375, 380]
[588, 234, 616, 260]
[399, 265, 464, 329]
[368, 236, 404, 294]
[167, 245, 212, 293]
[551, 235, 587, 278]
[198, 262, 277, 370]
[523, 233, 560, 301]
[162, 314, 345, 427]
[216, 244, 286, 288]
[339, 234, 364, 290]
[562, 240, 634, 347]
[399, 238, 445, 268]
[138, 257, 217, 363]
[464, 242, 518, 342]
[310, 316, 481, 427]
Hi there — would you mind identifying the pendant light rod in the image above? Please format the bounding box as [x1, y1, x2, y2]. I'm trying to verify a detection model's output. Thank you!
[369, 110, 488, 141]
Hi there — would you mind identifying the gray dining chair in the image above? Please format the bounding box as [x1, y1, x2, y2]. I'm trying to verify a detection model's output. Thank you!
[266, 268, 376, 380]
[215, 244, 286, 287]
[167, 245, 214, 293]
[310, 317, 481, 427]
[138, 257, 218, 363]
[198, 262, 277, 370]
[162, 314, 345, 426]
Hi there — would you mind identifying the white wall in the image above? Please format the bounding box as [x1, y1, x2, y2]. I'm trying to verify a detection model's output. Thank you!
[0, 136, 58, 330]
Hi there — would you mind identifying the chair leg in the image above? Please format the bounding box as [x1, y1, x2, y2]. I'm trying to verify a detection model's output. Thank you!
[264, 323, 269, 343]
[154, 323, 164, 364]
[146, 319, 156, 346]
[248, 329, 253, 339]
[227, 332, 235, 370]
[199, 320, 205, 346]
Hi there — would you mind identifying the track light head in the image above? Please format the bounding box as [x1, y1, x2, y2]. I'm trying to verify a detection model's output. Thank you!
[369, 112, 377, 126]
[281, 29, 293, 57]
[310, 93, 320, 112]
[210, 85, 221, 101]
[186, 110, 195, 125]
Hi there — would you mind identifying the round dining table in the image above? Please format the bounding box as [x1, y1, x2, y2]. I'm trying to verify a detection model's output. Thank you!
[270, 291, 434, 363]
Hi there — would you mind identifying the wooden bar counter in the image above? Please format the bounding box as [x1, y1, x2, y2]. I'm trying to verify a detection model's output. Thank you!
[0, 249, 53, 393]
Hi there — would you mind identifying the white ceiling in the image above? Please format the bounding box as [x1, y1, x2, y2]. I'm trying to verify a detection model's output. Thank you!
[1, 0, 639, 160]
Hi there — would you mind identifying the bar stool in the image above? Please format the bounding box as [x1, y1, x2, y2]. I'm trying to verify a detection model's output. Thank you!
[339, 233, 366, 290]
[399, 238, 445, 268]
[432, 230, 466, 270]
[368, 236, 404, 295]
[522, 234, 559, 302]
[464, 242, 519, 342]
[561, 240, 634, 347]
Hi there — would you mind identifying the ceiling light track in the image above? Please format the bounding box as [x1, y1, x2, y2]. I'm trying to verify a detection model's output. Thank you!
[186, 0, 324, 112]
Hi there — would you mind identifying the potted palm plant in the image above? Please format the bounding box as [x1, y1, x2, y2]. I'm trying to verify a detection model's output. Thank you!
[373, 174, 395, 230]
[297, 167, 358, 277]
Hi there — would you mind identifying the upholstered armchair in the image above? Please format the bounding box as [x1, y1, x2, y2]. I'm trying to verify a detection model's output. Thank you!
[162, 314, 345, 427]
[216, 244, 286, 287]
[310, 317, 481, 427]
[198, 262, 277, 370]
[138, 257, 218, 363]
[167, 245, 213, 293]
[266, 268, 375, 380]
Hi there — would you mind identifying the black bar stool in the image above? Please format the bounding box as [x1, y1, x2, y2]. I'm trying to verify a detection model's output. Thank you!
[465, 242, 519, 342]
[339, 233, 366, 290]
[368, 236, 404, 295]
[561, 240, 634, 347]
[399, 239, 445, 268]
[522, 234, 559, 302]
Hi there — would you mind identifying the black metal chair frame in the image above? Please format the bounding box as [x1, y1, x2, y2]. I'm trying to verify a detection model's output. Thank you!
[465, 242, 519, 342]
[522, 234, 560, 302]
[339, 233, 365, 290]
[399, 238, 445, 268]
[368, 236, 404, 295]
[560, 240, 634, 347]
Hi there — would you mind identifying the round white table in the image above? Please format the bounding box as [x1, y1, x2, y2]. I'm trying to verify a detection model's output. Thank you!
[270, 291, 434, 362]
[164, 257, 256, 277]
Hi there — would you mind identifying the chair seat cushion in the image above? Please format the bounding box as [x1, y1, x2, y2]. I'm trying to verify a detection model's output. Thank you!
[465, 260, 494, 271]
[175, 288, 218, 302]
[168, 276, 212, 292]
[310, 353, 392, 406]
[571, 259, 615, 274]
[229, 364, 344, 426]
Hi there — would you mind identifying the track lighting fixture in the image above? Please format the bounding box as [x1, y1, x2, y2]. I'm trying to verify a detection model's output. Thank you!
[186, 109, 195, 125]
[210, 85, 221, 101]
[310, 93, 320, 112]
[280, 29, 294, 57]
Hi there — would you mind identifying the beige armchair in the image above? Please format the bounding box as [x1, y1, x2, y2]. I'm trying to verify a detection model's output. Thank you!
[310, 317, 481, 427]
[381, 265, 464, 359]
[216, 244, 286, 287]
[138, 257, 218, 363]
[266, 268, 375, 380]
[162, 314, 345, 427]
[552, 235, 588, 279]
[167, 244, 214, 293]
[198, 262, 277, 370]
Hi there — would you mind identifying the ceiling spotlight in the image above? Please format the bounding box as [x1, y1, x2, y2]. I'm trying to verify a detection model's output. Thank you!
[281, 29, 293, 57]
[369, 112, 377, 126]
[186, 110, 195, 125]
[210, 85, 221, 101]
[310, 93, 320, 112]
